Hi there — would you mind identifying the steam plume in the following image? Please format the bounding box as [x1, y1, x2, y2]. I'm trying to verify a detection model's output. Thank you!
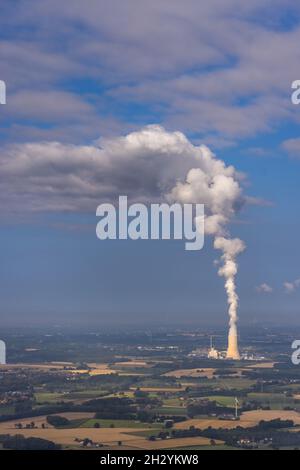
[168, 133, 245, 360]
[214, 237, 245, 359]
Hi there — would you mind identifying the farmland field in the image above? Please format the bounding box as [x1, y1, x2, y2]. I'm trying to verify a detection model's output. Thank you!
[79, 419, 163, 429]
[164, 368, 216, 379]
[126, 436, 224, 450]
[2, 327, 300, 450]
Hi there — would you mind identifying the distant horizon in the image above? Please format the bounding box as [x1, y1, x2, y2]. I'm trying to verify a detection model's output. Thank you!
[1, 321, 300, 332]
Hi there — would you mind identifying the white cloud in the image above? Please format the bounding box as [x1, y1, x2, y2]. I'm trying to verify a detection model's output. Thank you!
[256, 283, 273, 294]
[0, 125, 245, 218]
[284, 279, 300, 294]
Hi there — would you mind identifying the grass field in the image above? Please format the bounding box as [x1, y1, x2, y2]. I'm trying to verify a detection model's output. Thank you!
[203, 395, 238, 407]
[165, 368, 216, 379]
[0, 405, 15, 416]
[0, 363, 71, 371]
[153, 406, 187, 416]
[246, 362, 275, 369]
[35, 389, 108, 403]
[247, 393, 296, 410]
[107, 391, 135, 398]
[79, 419, 163, 429]
[35, 392, 67, 403]
[163, 398, 185, 406]
[113, 361, 151, 368]
[213, 378, 255, 390]
[64, 390, 108, 400]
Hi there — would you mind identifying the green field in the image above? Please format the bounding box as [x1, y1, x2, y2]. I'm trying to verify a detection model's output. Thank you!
[213, 378, 255, 390]
[247, 393, 296, 410]
[79, 419, 164, 429]
[35, 392, 67, 403]
[35, 389, 109, 403]
[0, 405, 15, 416]
[153, 406, 187, 416]
[163, 398, 184, 406]
[64, 390, 108, 400]
[107, 391, 135, 398]
[203, 395, 239, 407]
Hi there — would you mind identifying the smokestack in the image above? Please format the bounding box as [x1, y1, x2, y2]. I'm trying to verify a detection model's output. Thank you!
[0, 340, 6, 365]
[226, 324, 240, 360]
[214, 237, 245, 361]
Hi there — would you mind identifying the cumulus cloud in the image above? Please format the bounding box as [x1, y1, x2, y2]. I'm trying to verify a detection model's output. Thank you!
[284, 279, 300, 294]
[167, 151, 244, 235]
[256, 283, 273, 293]
[0, 125, 245, 215]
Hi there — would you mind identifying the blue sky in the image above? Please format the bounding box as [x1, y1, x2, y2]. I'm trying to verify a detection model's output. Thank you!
[0, 0, 300, 327]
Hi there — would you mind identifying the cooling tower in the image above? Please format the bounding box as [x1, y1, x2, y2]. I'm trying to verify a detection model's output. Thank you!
[0, 340, 6, 365]
[226, 326, 240, 360]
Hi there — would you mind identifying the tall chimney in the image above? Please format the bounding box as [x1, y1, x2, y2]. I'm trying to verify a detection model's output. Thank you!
[0, 340, 6, 365]
[226, 325, 240, 360]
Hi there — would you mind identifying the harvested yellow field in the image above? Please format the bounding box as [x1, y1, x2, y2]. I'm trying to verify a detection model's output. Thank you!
[50, 362, 74, 366]
[0, 421, 146, 447]
[128, 436, 223, 450]
[83, 362, 146, 376]
[174, 410, 300, 431]
[165, 368, 216, 379]
[246, 362, 275, 369]
[87, 363, 113, 370]
[83, 363, 116, 376]
[241, 410, 300, 425]
[69, 363, 130, 376]
[284, 427, 300, 433]
[88, 370, 115, 376]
